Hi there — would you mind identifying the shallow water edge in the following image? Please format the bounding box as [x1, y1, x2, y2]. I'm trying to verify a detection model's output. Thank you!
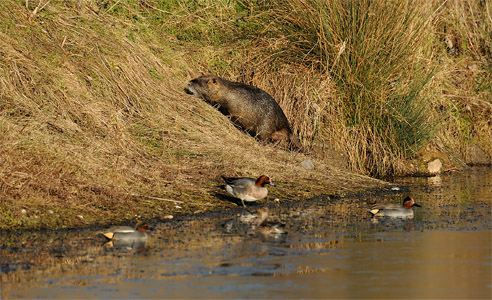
[1, 167, 491, 299]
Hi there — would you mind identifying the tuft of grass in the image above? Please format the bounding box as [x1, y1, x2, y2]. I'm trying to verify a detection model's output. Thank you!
[236, 0, 439, 176]
[235, 0, 491, 176]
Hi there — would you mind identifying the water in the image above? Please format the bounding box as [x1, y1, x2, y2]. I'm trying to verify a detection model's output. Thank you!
[1, 167, 491, 299]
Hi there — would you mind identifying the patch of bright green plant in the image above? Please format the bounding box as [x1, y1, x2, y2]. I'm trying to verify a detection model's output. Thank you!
[149, 68, 163, 80]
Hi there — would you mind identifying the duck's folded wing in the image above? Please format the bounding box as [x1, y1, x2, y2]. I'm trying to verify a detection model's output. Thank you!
[222, 177, 254, 188]
[107, 226, 135, 232]
[370, 203, 400, 210]
[225, 184, 249, 196]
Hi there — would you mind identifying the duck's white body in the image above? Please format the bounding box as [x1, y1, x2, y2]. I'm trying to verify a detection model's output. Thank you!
[222, 175, 275, 207]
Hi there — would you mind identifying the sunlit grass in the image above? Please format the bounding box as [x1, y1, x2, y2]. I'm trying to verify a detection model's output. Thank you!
[0, 0, 489, 229]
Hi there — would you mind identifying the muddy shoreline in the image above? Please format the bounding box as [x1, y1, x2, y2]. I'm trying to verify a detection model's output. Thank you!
[1, 180, 409, 234]
[3, 156, 486, 232]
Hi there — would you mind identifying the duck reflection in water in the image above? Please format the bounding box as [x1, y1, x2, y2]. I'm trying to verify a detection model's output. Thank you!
[371, 217, 416, 232]
[224, 207, 287, 241]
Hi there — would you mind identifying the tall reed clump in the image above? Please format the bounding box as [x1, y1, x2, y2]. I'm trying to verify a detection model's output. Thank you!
[243, 0, 438, 176]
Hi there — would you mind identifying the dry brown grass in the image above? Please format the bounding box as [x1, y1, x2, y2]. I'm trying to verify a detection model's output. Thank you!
[0, 0, 385, 230]
[232, 0, 491, 175]
[1, 0, 489, 230]
[429, 0, 492, 159]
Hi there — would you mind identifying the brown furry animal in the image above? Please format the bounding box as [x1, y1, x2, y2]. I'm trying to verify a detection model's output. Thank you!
[185, 75, 303, 152]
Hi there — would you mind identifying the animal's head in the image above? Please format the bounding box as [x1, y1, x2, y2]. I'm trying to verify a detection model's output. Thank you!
[256, 175, 276, 187]
[185, 75, 221, 101]
[135, 222, 151, 232]
[402, 196, 421, 209]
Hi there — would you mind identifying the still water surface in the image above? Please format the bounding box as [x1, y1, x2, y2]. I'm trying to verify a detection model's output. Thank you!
[1, 167, 491, 299]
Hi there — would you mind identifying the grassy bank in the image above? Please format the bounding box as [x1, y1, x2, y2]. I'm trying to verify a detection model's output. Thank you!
[0, 0, 490, 230]
[234, 0, 491, 176]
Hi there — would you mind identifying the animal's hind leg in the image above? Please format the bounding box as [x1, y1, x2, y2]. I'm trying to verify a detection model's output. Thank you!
[270, 130, 289, 148]
[257, 129, 274, 145]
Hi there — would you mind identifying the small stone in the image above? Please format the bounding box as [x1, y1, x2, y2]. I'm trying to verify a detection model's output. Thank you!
[21, 209, 27, 214]
[77, 215, 84, 219]
[391, 187, 400, 191]
[464, 145, 490, 165]
[175, 205, 182, 209]
[301, 159, 315, 169]
[444, 35, 454, 49]
[162, 215, 173, 219]
[47, 210, 54, 214]
[427, 158, 442, 175]
[274, 198, 280, 203]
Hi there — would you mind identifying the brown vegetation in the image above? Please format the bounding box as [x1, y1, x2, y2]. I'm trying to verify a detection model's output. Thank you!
[0, 0, 385, 230]
[0, 0, 489, 230]
[234, 0, 491, 175]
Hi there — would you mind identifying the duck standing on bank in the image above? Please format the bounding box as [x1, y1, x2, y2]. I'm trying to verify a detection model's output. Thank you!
[222, 175, 275, 207]
[368, 196, 422, 219]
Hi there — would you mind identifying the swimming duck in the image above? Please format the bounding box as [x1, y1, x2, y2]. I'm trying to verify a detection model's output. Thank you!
[101, 222, 150, 247]
[368, 196, 422, 218]
[222, 175, 275, 207]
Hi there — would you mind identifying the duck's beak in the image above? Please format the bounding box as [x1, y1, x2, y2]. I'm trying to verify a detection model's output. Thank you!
[269, 182, 276, 187]
[413, 203, 422, 207]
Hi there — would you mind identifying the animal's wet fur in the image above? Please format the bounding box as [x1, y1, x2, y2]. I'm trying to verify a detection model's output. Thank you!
[185, 75, 304, 152]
